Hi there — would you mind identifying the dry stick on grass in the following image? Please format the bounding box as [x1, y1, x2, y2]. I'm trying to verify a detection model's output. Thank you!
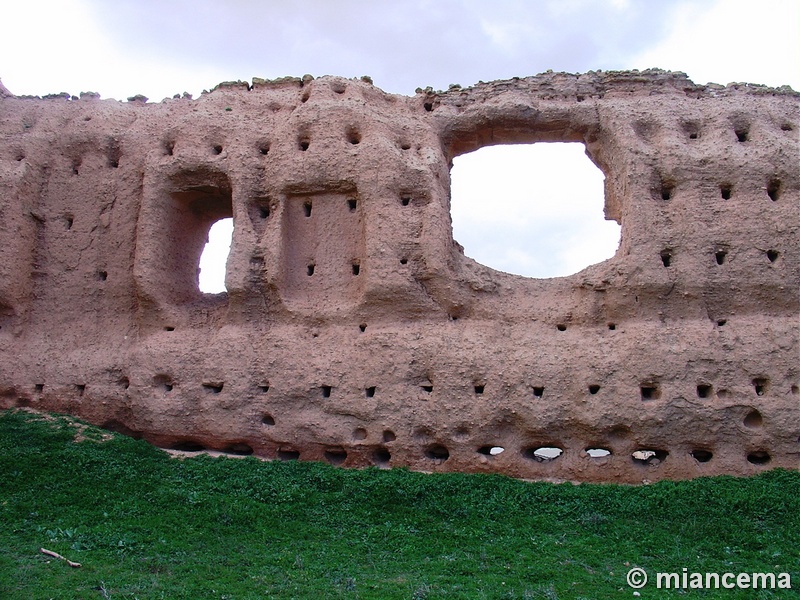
[40, 547, 82, 568]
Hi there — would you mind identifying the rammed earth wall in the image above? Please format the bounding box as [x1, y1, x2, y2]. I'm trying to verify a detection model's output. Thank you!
[0, 70, 797, 482]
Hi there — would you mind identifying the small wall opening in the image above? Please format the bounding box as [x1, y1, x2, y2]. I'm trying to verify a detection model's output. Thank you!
[225, 443, 253, 456]
[523, 446, 563, 462]
[752, 377, 769, 396]
[424, 444, 450, 461]
[767, 179, 781, 201]
[697, 384, 712, 398]
[324, 448, 347, 465]
[450, 143, 619, 278]
[660, 249, 672, 267]
[631, 449, 668, 465]
[692, 449, 713, 463]
[640, 384, 661, 401]
[373, 447, 391, 466]
[747, 450, 770, 465]
[171, 440, 206, 452]
[278, 449, 300, 461]
[586, 448, 611, 458]
[202, 382, 224, 394]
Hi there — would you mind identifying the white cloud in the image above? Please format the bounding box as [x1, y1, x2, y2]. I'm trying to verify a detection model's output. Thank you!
[0, 0, 229, 99]
[631, 0, 800, 89]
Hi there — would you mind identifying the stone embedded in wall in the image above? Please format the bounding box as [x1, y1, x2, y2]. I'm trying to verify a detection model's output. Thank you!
[0, 70, 797, 483]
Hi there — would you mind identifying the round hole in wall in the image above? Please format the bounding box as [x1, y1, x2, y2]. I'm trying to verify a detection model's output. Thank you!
[373, 447, 391, 466]
[746, 451, 770, 465]
[424, 444, 449, 461]
[691, 449, 713, 463]
[278, 449, 300, 461]
[743, 409, 763, 429]
[225, 443, 253, 456]
[586, 448, 611, 458]
[523, 447, 563, 462]
[324, 448, 347, 465]
[631, 449, 668, 465]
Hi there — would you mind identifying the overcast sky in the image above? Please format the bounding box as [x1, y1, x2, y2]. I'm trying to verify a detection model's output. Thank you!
[2, 0, 797, 290]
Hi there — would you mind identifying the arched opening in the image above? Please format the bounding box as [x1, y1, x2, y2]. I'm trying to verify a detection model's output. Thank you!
[450, 143, 619, 278]
[198, 218, 233, 293]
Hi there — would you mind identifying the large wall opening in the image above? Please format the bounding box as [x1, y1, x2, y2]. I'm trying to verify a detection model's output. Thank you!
[199, 218, 233, 293]
[450, 143, 620, 278]
[160, 169, 232, 304]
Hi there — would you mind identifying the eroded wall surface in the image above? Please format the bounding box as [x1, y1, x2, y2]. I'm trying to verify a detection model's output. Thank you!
[0, 70, 797, 482]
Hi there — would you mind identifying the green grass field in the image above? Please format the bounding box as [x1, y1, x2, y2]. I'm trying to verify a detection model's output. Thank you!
[0, 409, 797, 599]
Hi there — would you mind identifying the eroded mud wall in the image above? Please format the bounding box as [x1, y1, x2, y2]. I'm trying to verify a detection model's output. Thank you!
[0, 71, 797, 482]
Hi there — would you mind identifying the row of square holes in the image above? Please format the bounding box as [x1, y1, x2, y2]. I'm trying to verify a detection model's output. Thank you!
[174, 126, 368, 158]
[659, 247, 780, 268]
[298, 195, 416, 216]
[313, 376, 778, 401]
[166, 134, 418, 157]
[159, 314, 741, 335]
[641, 121, 794, 142]
[28, 380, 771, 468]
[53, 118, 799, 167]
[211, 119, 798, 158]
[253, 193, 416, 221]
[32, 375, 783, 402]
[658, 178, 782, 201]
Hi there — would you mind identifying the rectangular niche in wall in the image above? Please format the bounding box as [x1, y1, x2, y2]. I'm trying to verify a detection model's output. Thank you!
[280, 190, 365, 312]
[135, 168, 233, 312]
